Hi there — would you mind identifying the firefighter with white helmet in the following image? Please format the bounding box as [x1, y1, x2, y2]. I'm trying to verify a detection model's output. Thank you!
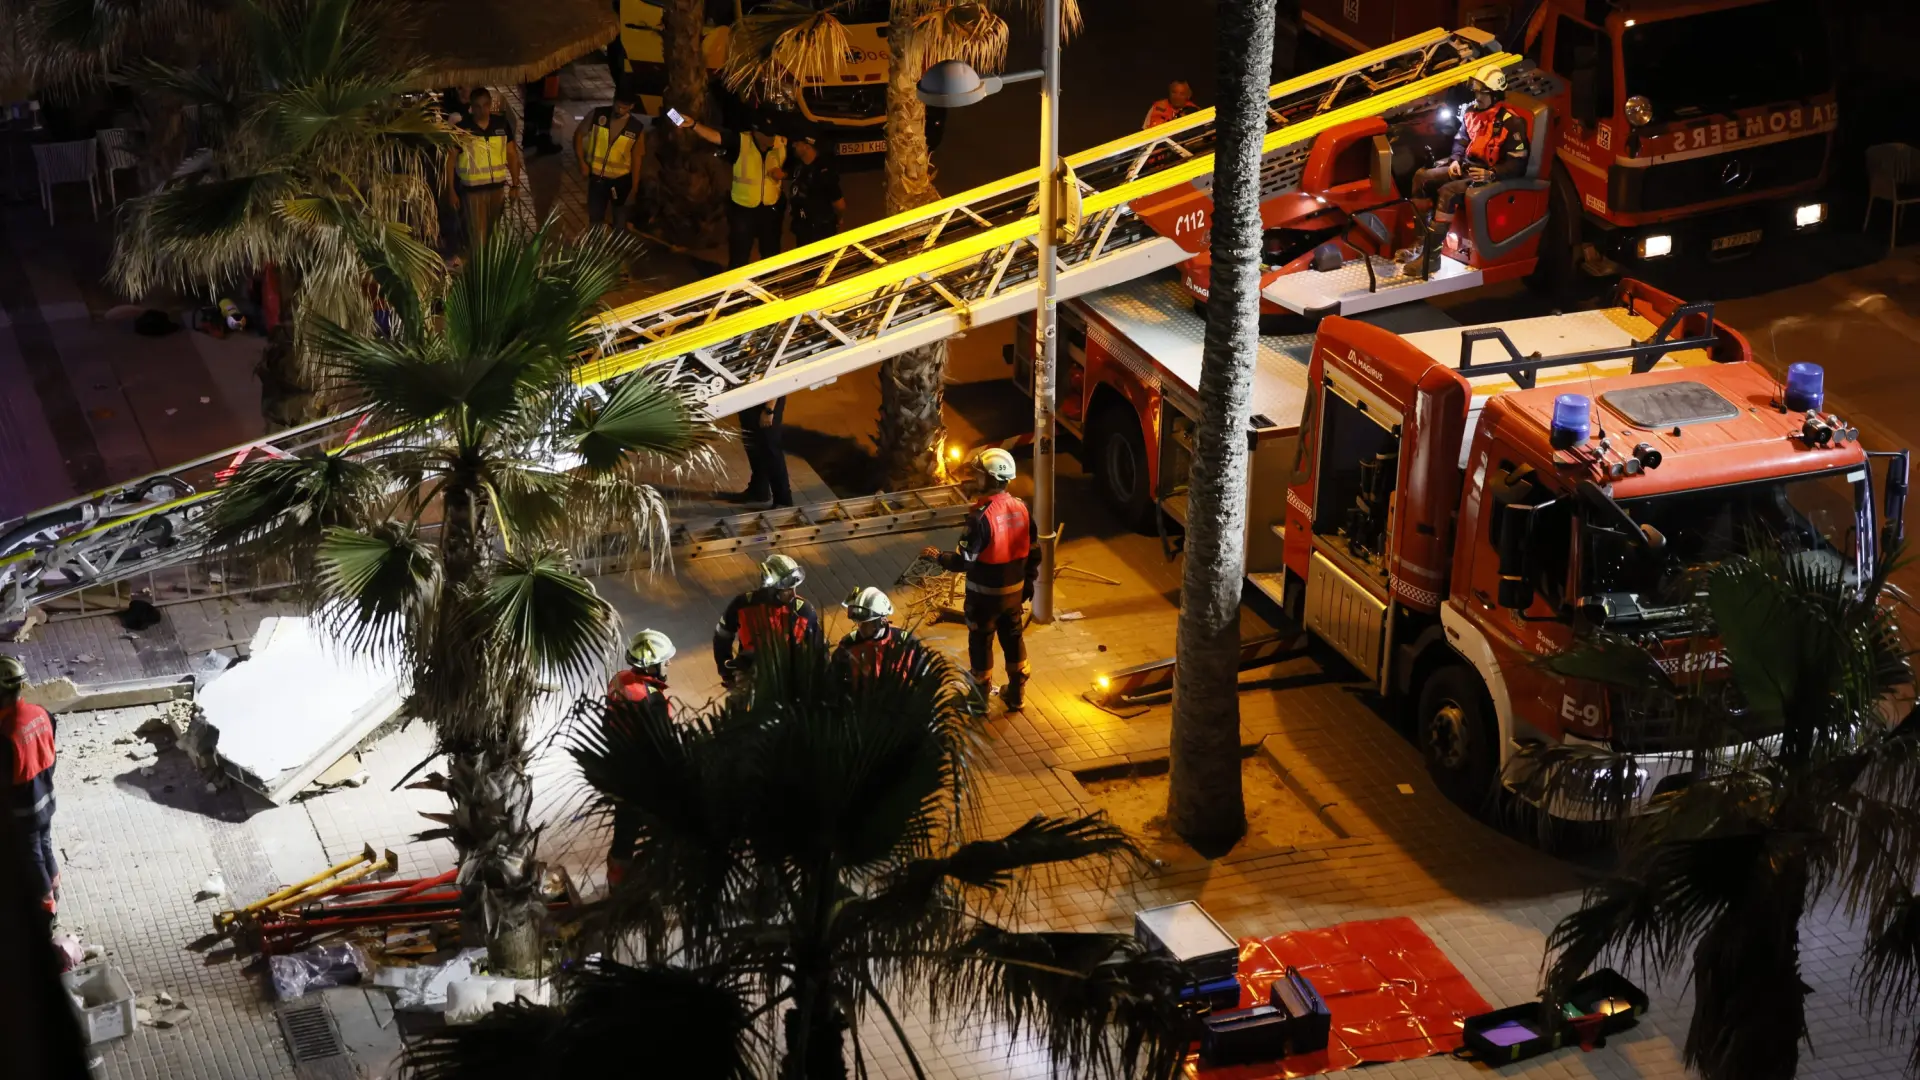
[2, 654, 58, 919]
[920, 447, 1039, 709]
[1402, 62, 1530, 279]
[603, 630, 673, 887]
[833, 586, 919, 680]
[713, 553, 823, 685]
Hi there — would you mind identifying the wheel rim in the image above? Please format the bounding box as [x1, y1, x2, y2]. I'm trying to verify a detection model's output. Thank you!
[1104, 433, 1139, 503]
[1426, 701, 1469, 771]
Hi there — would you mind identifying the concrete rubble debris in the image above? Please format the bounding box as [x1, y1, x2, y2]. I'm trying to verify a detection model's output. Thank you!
[193, 616, 405, 803]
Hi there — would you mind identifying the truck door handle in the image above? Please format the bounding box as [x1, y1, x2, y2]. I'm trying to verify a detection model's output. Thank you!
[1473, 589, 1492, 606]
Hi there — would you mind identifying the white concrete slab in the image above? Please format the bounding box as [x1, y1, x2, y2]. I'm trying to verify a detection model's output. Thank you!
[197, 616, 404, 803]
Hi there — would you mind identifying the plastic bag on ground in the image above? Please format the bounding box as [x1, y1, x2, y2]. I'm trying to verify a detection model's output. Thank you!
[269, 944, 367, 1000]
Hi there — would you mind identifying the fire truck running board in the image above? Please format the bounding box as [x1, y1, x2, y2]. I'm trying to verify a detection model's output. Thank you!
[1263, 253, 1481, 317]
[664, 485, 971, 561]
[1088, 633, 1306, 713]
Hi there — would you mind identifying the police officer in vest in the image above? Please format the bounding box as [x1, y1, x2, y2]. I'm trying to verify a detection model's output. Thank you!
[673, 110, 787, 268]
[445, 87, 525, 250]
[603, 631, 671, 887]
[2, 656, 57, 919]
[920, 449, 1040, 709]
[575, 87, 647, 231]
[714, 554, 823, 686]
[1403, 65, 1529, 279]
[833, 587, 918, 681]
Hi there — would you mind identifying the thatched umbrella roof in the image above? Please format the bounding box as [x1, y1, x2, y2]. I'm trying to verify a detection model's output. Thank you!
[398, 0, 619, 89]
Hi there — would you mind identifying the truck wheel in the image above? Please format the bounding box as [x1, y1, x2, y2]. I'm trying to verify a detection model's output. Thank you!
[1526, 170, 1582, 295]
[1417, 665, 1499, 813]
[1090, 410, 1156, 533]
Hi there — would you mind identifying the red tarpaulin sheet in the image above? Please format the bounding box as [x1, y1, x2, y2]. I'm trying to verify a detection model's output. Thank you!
[1186, 916, 1493, 1079]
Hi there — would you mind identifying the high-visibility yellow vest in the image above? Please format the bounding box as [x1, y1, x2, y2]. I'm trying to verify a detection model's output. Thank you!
[455, 118, 511, 188]
[729, 133, 786, 209]
[585, 111, 639, 179]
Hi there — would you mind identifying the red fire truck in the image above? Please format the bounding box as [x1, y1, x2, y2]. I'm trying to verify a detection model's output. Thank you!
[1295, 0, 1838, 274]
[1012, 273, 1904, 817]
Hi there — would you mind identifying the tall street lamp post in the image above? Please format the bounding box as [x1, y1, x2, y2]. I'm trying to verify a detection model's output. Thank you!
[917, 0, 1063, 623]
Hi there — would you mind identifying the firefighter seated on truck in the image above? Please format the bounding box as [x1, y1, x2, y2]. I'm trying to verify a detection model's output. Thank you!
[920, 448, 1040, 711]
[604, 630, 673, 887]
[1402, 64, 1530, 279]
[713, 554, 824, 687]
[832, 587, 920, 682]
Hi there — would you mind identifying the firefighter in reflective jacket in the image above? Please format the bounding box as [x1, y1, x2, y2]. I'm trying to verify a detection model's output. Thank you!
[2, 655, 57, 917]
[713, 554, 824, 685]
[833, 587, 918, 681]
[1403, 65, 1529, 279]
[604, 631, 672, 887]
[921, 448, 1040, 710]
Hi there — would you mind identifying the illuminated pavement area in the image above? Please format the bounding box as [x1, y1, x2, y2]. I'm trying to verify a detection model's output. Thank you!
[7, 15, 1920, 1078]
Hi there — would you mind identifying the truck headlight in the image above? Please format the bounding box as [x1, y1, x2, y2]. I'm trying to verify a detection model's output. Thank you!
[1624, 95, 1653, 128]
[1795, 202, 1826, 228]
[1638, 233, 1674, 259]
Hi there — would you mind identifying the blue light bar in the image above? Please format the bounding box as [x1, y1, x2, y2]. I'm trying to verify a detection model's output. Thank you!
[1785, 362, 1824, 413]
[1550, 394, 1591, 450]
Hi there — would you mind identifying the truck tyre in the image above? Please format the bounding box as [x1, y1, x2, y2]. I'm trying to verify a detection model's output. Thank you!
[1090, 408, 1157, 533]
[1526, 169, 1582, 296]
[1417, 665, 1499, 813]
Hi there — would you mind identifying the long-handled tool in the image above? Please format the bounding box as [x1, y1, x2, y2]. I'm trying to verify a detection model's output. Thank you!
[264, 848, 398, 914]
[213, 844, 380, 930]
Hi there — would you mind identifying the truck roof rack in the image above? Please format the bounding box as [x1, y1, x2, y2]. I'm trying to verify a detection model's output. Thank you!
[1453, 299, 1721, 392]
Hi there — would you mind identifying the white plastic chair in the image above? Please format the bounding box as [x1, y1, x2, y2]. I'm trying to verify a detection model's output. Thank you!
[1864, 143, 1920, 249]
[30, 139, 99, 223]
[96, 128, 138, 203]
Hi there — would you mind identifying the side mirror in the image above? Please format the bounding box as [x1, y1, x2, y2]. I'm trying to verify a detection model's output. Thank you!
[1497, 503, 1537, 609]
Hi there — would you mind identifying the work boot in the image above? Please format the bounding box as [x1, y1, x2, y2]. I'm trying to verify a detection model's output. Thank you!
[1415, 216, 1448, 280]
[1000, 680, 1025, 711]
[969, 670, 994, 699]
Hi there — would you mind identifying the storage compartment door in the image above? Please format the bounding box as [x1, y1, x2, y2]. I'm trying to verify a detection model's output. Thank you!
[1305, 549, 1388, 676]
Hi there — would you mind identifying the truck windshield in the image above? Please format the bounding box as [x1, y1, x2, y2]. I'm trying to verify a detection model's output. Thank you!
[1621, 0, 1832, 123]
[1583, 468, 1867, 612]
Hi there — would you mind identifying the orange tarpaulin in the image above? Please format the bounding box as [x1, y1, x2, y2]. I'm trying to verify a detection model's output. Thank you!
[1187, 916, 1493, 1079]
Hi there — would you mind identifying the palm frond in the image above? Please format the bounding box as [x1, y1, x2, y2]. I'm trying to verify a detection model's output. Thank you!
[1540, 631, 1676, 694]
[1860, 882, 1920, 1071]
[567, 372, 708, 472]
[204, 452, 386, 555]
[396, 1000, 559, 1080]
[313, 521, 439, 659]
[987, 0, 1084, 38]
[723, 3, 850, 96]
[907, 2, 1010, 74]
[937, 927, 1191, 1080]
[476, 548, 618, 692]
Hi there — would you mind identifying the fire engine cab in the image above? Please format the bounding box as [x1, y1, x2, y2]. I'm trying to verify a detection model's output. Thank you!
[1013, 273, 1906, 818]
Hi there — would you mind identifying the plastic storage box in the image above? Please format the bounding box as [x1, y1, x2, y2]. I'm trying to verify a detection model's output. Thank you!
[1134, 901, 1239, 984]
[62, 963, 135, 1045]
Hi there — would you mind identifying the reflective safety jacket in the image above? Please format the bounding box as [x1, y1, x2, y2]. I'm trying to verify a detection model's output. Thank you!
[584, 107, 641, 179]
[455, 115, 514, 189]
[729, 133, 786, 208]
[832, 624, 919, 681]
[1454, 101, 1530, 177]
[606, 670, 668, 711]
[713, 588, 823, 670]
[1142, 98, 1198, 129]
[6, 701, 56, 825]
[937, 491, 1040, 599]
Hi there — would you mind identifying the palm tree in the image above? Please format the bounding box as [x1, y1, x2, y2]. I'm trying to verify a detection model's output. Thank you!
[99, 0, 448, 429]
[651, 0, 729, 247]
[207, 220, 715, 970]
[1165, 0, 1272, 855]
[1519, 546, 1920, 1080]
[720, 0, 1078, 487]
[446, 627, 1193, 1079]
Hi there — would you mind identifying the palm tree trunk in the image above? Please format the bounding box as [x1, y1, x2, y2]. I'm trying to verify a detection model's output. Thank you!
[874, 1, 948, 488]
[655, 0, 724, 248]
[1686, 860, 1808, 1080]
[1167, 0, 1273, 855]
[780, 996, 850, 1080]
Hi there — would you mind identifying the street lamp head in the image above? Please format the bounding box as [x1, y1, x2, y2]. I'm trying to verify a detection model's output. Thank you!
[917, 59, 994, 108]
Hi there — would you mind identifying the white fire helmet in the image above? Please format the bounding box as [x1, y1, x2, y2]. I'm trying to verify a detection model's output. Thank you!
[843, 586, 893, 623]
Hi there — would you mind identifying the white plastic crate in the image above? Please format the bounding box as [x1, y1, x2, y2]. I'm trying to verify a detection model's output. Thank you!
[62, 963, 135, 1044]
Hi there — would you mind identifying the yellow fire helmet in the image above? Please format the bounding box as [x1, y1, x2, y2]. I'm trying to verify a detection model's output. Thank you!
[1473, 65, 1508, 93]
